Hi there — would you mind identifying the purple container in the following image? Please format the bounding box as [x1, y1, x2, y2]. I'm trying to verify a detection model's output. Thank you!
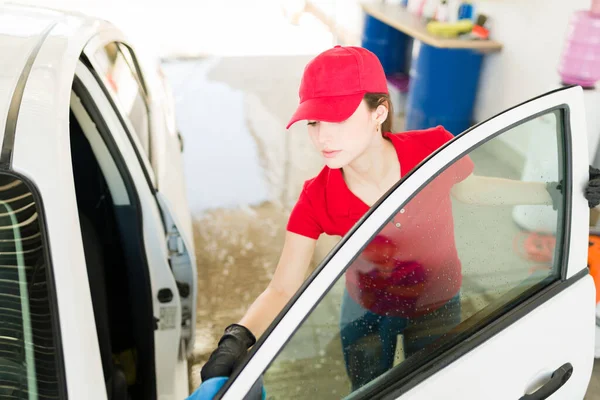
[558, 10, 600, 87]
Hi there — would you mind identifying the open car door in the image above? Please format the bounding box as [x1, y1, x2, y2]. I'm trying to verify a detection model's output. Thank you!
[156, 192, 197, 358]
[217, 86, 595, 400]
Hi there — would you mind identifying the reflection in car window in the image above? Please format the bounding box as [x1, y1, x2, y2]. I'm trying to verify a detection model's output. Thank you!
[255, 111, 566, 399]
[94, 42, 152, 159]
[0, 175, 62, 399]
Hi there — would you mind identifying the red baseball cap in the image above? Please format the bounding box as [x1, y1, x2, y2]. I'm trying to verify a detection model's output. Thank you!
[286, 45, 388, 129]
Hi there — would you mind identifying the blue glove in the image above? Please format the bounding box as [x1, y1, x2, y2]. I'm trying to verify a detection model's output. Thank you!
[186, 376, 266, 400]
[186, 377, 228, 400]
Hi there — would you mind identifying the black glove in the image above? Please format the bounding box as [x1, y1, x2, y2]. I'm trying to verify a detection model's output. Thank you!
[586, 165, 600, 208]
[200, 324, 256, 382]
[590, 165, 600, 180]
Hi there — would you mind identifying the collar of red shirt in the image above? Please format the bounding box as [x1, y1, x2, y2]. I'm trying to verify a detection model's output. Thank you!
[324, 133, 405, 219]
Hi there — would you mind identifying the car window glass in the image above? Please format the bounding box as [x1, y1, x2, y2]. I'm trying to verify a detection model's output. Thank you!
[94, 43, 151, 159]
[253, 110, 566, 399]
[0, 174, 63, 399]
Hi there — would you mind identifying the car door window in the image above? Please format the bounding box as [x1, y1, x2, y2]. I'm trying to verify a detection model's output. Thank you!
[94, 42, 152, 161]
[0, 174, 65, 399]
[233, 108, 570, 399]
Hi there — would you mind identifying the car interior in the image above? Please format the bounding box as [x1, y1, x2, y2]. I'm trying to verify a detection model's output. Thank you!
[69, 81, 156, 400]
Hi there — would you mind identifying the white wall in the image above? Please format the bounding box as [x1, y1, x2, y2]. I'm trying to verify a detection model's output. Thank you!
[15, 0, 335, 57]
[474, 0, 589, 119]
[474, 0, 600, 162]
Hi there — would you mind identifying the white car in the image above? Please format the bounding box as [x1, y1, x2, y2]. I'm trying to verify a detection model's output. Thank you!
[0, 3, 196, 400]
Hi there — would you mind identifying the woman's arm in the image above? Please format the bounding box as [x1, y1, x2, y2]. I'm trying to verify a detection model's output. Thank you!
[200, 231, 317, 382]
[239, 231, 317, 338]
[451, 173, 553, 206]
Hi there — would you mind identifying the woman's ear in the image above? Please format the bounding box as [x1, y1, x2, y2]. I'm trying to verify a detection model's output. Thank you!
[375, 104, 388, 125]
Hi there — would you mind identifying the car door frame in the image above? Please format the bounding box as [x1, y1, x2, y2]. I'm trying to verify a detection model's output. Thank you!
[218, 86, 591, 399]
[82, 30, 198, 359]
[73, 60, 190, 399]
[82, 29, 157, 192]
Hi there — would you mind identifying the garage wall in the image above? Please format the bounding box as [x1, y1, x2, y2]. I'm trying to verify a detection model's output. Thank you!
[305, 0, 366, 45]
[474, 0, 588, 120]
[473, 0, 600, 162]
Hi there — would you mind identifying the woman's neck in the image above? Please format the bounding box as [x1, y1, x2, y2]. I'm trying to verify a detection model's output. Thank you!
[342, 135, 400, 191]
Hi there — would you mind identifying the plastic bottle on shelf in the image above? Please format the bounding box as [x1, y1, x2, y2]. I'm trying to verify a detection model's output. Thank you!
[457, 1, 473, 20]
[448, 0, 460, 23]
[436, 0, 450, 22]
[423, 0, 439, 21]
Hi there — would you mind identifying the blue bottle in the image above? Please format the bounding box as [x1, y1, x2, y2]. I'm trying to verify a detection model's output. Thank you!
[458, 1, 473, 20]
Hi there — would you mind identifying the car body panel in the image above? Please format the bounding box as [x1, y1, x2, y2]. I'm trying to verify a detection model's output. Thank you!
[1, 4, 108, 399]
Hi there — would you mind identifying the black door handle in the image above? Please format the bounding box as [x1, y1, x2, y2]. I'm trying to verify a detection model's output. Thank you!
[519, 363, 573, 400]
[157, 288, 173, 303]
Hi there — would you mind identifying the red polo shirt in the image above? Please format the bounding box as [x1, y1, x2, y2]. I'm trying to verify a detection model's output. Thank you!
[287, 126, 474, 317]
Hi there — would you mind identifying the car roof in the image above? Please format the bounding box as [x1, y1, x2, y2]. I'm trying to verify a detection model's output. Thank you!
[0, 3, 114, 167]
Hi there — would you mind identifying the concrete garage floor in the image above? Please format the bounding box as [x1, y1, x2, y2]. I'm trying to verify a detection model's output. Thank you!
[163, 56, 600, 398]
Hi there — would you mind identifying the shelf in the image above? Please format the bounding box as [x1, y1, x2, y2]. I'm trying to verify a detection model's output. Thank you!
[361, 2, 503, 52]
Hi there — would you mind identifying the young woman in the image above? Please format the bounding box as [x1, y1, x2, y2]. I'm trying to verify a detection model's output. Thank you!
[199, 45, 600, 392]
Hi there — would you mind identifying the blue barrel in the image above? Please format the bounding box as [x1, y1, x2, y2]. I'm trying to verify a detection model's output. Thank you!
[362, 14, 411, 75]
[405, 43, 483, 135]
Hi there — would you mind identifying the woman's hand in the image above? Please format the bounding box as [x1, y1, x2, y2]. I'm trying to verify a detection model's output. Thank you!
[586, 166, 600, 208]
[200, 324, 256, 382]
[547, 165, 600, 209]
